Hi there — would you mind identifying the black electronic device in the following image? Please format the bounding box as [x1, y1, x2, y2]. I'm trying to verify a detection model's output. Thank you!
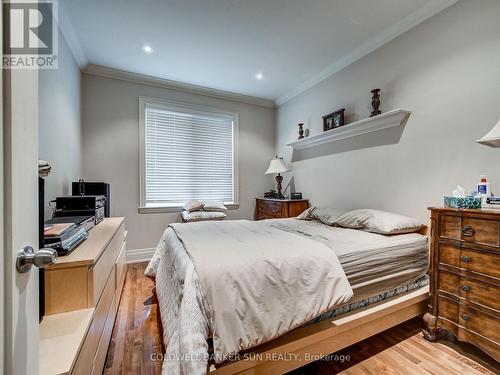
[264, 190, 279, 199]
[72, 181, 110, 217]
[291, 192, 303, 200]
[55, 195, 105, 224]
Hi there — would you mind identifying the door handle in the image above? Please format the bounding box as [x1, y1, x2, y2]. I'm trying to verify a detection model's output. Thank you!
[16, 246, 57, 273]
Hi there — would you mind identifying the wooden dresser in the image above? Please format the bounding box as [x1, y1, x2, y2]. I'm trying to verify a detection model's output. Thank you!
[254, 198, 309, 220]
[40, 217, 127, 375]
[423, 207, 499, 361]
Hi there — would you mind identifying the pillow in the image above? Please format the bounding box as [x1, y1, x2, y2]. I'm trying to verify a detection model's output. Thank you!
[183, 199, 204, 212]
[335, 209, 423, 234]
[182, 210, 226, 222]
[203, 201, 228, 212]
[310, 207, 349, 226]
[295, 206, 347, 226]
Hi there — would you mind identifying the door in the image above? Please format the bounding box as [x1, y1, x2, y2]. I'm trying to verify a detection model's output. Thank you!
[2, 6, 40, 375]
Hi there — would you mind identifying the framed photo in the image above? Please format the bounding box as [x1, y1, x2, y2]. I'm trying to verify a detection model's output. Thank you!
[322, 108, 345, 131]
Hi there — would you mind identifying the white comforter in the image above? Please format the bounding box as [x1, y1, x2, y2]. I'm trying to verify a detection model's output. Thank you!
[146, 219, 353, 375]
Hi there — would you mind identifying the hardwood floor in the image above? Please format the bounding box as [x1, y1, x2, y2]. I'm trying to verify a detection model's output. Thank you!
[104, 262, 499, 375]
[103, 263, 163, 375]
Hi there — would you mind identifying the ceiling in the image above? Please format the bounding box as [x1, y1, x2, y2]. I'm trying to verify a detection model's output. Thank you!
[62, 0, 457, 105]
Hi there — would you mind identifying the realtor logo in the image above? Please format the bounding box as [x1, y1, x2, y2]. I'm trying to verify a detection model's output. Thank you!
[2, 0, 58, 69]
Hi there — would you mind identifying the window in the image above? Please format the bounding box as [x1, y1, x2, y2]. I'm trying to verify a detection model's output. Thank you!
[139, 98, 238, 213]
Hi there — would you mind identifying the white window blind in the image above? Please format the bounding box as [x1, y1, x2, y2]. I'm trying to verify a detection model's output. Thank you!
[144, 103, 235, 206]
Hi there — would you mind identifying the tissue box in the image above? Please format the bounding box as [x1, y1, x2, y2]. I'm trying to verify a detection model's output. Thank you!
[444, 196, 481, 209]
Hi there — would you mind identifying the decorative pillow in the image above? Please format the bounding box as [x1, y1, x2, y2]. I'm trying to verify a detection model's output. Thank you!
[182, 210, 226, 222]
[183, 199, 204, 212]
[203, 201, 228, 212]
[335, 209, 423, 234]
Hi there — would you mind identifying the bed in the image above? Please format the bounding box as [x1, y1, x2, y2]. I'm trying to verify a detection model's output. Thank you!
[146, 213, 429, 375]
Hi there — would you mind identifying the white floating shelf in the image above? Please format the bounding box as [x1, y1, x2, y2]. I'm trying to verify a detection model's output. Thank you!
[287, 109, 411, 151]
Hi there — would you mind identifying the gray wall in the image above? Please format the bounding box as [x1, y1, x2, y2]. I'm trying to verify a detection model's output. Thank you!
[81, 74, 275, 251]
[39, 30, 82, 218]
[276, 0, 500, 225]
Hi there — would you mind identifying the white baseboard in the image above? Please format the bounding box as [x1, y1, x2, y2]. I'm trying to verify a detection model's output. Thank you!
[127, 247, 155, 263]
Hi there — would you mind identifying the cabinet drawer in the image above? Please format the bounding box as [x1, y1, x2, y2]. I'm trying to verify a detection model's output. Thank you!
[439, 271, 500, 311]
[440, 215, 462, 240]
[438, 271, 459, 296]
[438, 296, 458, 323]
[258, 201, 283, 216]
[462, 217, 500, 247]
[460, 247, 500, 279]
[116, 241, 127, 292]
[459, 276, 500, 311]
[256, 211, 282, 220]
[72, 270, 115, 374]
[92, 296, 117, 375]
[459, 304, 499, 343]
[91, 222, 124, 305]
[438, 244, 460, 268]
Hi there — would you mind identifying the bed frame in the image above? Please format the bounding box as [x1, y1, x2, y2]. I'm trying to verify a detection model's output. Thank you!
[211, 285, 429, 374]
[157, 225, 430, 375]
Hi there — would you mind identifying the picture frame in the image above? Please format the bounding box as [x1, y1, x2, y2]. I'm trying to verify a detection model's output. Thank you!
[322, 108, 345, 131]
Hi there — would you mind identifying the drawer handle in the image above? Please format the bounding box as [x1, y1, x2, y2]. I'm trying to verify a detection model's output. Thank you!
[461, 313, 470, 321]
[272, 208, 279, 213]
[461, 226, 475, 237]
[461, 285, 471, 292]
[461, 255, 472, 263]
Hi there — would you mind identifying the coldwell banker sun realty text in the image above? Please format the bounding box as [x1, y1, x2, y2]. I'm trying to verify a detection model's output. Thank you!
[2, 0, 58, 69]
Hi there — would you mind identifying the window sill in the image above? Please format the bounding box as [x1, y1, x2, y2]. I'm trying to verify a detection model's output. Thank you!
[138, 203, 240, 214]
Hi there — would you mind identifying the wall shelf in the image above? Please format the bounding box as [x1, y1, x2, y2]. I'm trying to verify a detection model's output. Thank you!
[287, 109, 411, 151]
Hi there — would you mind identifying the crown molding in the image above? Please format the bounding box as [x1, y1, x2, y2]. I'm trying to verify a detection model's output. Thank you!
[57, 0, 88, 68]
[83, 64, 276, 108]
[275, 0, 460, 106]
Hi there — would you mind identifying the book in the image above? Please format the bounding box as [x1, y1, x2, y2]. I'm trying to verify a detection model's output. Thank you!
[44, 223, 75, 237]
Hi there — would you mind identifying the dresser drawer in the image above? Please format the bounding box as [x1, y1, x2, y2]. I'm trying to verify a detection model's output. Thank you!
[257, 201, 283, 216]
[438, 296, 459, 323]
[462, 217, 500, 247]
[459, 276, 500, 311]
[439, 271, 500, 311]
[460, 247, 500, 279]
[438, 244, 460, 268]
[459, 304, 499, 343]
[439, 215, 462, 240]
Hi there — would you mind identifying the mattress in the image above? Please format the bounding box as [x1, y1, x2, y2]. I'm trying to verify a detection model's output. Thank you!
[266, 218, 429, 301]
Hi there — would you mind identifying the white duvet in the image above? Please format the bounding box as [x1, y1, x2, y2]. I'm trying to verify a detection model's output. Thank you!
[146, 219, 353, 375]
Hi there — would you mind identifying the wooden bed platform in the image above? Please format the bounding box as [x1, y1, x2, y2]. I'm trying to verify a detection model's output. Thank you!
[211, 285, 429, 375]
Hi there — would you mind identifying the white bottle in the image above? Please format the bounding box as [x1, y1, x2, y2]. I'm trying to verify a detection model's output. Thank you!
[477, 175, 491, 198]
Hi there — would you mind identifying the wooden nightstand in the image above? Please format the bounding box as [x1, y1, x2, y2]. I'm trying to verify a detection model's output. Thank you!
[254, 198, 309, 220]
[423, 207, 500, 360]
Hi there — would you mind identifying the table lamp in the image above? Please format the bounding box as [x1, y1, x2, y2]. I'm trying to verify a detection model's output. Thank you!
[265, 156, 291, 199]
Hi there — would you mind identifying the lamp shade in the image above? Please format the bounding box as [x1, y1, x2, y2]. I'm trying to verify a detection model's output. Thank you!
[477, 119, 500, 147]
[265, 157, 290, 174]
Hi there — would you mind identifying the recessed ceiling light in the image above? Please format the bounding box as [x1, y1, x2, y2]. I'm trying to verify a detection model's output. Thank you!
[142, 44, 153, 54]
[255, 72, 264, 80]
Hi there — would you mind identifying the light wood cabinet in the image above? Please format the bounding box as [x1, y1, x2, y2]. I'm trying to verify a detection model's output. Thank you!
[40, 217, 127, 375]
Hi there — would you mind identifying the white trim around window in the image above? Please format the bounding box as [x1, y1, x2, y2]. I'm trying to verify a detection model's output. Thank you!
[138, 97, 239, 213]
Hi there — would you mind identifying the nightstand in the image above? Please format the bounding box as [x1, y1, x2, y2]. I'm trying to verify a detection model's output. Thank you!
[254, 198, 309, 220]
